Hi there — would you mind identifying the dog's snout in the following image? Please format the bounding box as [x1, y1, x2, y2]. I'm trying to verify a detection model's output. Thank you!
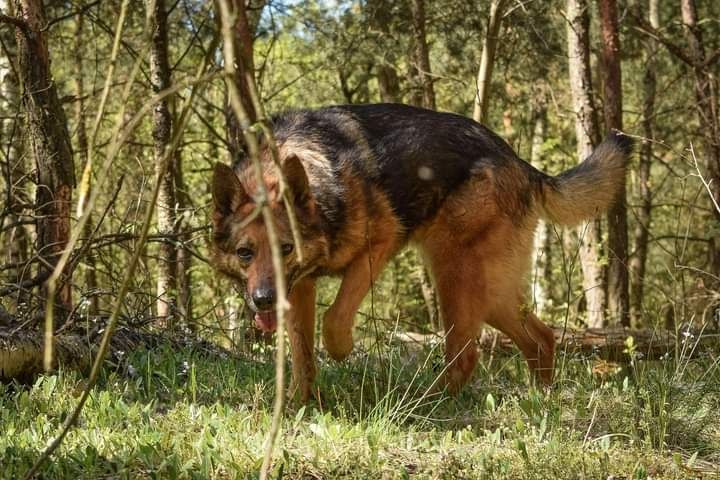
[251, 287, 276, 311]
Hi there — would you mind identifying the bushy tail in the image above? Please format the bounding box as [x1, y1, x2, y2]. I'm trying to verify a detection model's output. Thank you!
[538, 132, 633, 225]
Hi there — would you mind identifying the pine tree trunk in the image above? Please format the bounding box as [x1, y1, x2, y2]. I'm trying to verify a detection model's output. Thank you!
[149, 0, 177, 327]
[598, 0, 629, 326]
[174, 146, 193, 327]
[0, 5, 30, 314]
[566, 0, 606, 328]
[410, 0, 435, 110]
[13, 0, 75, 322]
[530, 101, 551, 314]
[680, 0, 720, 282]
[367, 0, 401, 103]
[629, 0, 658, 327]
[225, 0, 267, 161]
[472, 0, 507, 124]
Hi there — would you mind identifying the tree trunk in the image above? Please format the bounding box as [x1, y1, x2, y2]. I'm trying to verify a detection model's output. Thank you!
[472, 0, 507, 124]
[529, 100, 551, 315]
[598, 0, 629, 326]
[366, 0, 401, 103]
[0, 2, 30, 314]
[377, 65, 401, 103]
[12, 0, 75, 322]
[566, 0, 606, 328]
[409, 0, 435, 110]
[225, 0, 267, 162]
[174, 146, 193, 327]
[680, 0, 720, 281]
[629, 0, 658, 327]
[149, 0, 177, 327]
[73, 12, 99, 316]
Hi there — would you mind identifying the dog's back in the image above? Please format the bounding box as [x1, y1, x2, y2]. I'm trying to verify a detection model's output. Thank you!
[271, 103, 630, 234]
[271, 103, 546, 232]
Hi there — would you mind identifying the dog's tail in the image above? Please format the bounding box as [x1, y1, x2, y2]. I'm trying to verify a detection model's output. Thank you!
[537, 132, 633, 226]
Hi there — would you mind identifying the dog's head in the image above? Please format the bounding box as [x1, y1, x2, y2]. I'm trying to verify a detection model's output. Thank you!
[210, 154, 328, 332]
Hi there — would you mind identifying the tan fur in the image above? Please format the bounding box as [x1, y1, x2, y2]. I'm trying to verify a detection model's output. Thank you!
[539, 138, 628, 225]
[322, 186, 403, 361]
[287, 277, 317, 401]
[414, 173, 553, 391]
[211, 126, 631, 402]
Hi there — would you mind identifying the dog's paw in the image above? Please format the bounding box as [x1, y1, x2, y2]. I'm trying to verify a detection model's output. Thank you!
[322, 318, 353, 361]
[287, 381, 309, 404]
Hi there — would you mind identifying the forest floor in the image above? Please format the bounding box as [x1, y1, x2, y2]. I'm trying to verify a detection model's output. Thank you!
[1, 334, 719, 479]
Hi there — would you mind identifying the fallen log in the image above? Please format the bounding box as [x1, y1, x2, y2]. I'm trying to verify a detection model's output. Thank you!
[4, 324, 718, 383]
[397, 327, 720, 362]
[0, 326, 166, 382]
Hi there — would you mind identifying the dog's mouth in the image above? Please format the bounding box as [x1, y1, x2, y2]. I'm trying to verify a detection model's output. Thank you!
[254, 310, 277, 332]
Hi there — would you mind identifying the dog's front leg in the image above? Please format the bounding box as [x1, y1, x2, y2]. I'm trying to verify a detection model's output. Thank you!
[322, 239, 395, 361]
[286, 277, 317, 403]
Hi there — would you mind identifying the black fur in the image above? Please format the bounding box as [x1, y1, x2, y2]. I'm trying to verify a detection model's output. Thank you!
[270, 103, 538, 232]
[607, 130, 634, 156]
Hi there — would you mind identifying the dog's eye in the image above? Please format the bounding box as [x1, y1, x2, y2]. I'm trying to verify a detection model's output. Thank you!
[236, 247, 254, 261]
[281, 243, 294, 256]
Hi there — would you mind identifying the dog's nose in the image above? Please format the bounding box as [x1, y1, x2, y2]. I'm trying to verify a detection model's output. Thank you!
[251, 288, 276, 311]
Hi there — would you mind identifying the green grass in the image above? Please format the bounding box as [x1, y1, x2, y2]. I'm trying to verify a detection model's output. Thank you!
[1, 336, 719, 479]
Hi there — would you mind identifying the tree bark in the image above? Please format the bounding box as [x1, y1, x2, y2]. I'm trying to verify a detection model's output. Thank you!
[598, 0, 629, 326]
[629, 0, 658, 327]
[377, 65, 401, 103]
[0, 2, 30, 314]
[680, 0, 720, 281]
[566, 0, 606, 328]
[149, 0, 177, 327]
[13, 0, 75, 321]
[477, 326, 719, 362]
[409, 0, 435, 110]
[529, 100, 552, 315]
[174, 146, 193, 326]
[0, 325, 195, 382]
[366, 0, 401, 103]
[397, 327, 720, 363]
[225, 0, 267, 162]
[472, 0, 507, 124]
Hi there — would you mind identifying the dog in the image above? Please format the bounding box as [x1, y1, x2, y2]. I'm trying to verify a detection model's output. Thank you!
[211, 103, 631, 401]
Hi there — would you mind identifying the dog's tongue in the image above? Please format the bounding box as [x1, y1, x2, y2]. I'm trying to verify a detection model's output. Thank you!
[254, 311, 277, 332]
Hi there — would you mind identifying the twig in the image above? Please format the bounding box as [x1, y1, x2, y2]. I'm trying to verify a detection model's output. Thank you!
[217, 2, 295, 478]
[689, 143, 720, 215]
[45, 0, 102, 29]
[628, 11, 695, 67]
[0, 271, 50, 297]
[0, 13, 31, 35]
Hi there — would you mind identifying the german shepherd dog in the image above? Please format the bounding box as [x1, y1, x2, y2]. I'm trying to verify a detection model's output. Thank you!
[211, 103, 631, 401]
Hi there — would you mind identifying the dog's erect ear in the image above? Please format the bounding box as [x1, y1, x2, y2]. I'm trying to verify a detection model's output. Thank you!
[282, 155, 311, 204]
[212, 163, 248, 214]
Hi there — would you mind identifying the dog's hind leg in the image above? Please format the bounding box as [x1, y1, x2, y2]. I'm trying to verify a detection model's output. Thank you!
[287, 277, 317, 402]
[485, 301, 555, 386]
[479, 228, 556, 386]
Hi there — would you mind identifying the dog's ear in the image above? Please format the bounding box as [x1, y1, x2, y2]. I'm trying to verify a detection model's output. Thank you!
[212, 163, 248, 214]
[282, 155, 311, 205]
